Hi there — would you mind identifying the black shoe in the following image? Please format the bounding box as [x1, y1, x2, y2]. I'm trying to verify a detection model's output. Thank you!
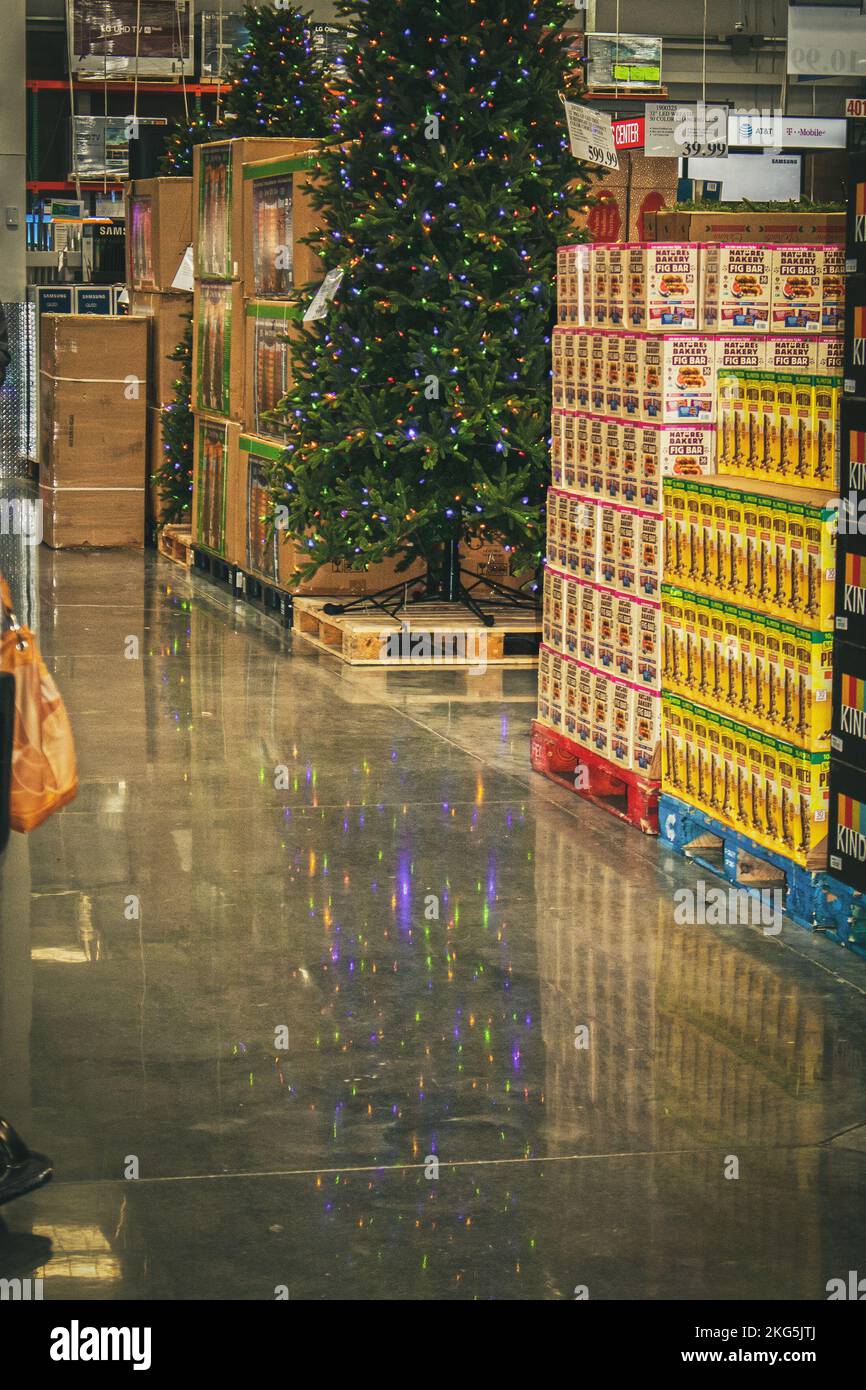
[0, 1118, 53, 1207]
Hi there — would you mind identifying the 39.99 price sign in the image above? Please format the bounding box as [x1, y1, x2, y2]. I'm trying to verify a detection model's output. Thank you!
[562, 97, 620, 171]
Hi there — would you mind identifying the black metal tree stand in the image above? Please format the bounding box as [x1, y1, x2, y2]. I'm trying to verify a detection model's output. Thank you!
[321, 535, 540, 628]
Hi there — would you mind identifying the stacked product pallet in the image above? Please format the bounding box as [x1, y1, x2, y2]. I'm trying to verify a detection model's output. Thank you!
[659, 236, 844, 892]
[126, 176, 194, 526]
[829, 149, 866, 898]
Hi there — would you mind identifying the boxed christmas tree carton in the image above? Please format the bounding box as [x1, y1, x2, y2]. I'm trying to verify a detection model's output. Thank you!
[193, 137, 320, 283]
[192, 414, 243, 563]
[126, 178, 193, 293]
[192, 279, 245, 419]
[243, 300, 303, 439]
[241, 147, 324, 294]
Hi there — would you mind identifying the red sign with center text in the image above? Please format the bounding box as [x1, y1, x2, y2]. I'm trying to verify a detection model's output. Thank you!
[613, 117, 646, 150]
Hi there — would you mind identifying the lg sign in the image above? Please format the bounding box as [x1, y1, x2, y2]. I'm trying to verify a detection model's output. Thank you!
[613, 117, 645, 150]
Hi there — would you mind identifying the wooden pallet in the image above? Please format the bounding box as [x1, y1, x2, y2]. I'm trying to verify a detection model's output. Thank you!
[530, 719, 660, 834]
[157, 525, 193, 569]
[660, 792, 866, 955]
[292, 597, 541, 667]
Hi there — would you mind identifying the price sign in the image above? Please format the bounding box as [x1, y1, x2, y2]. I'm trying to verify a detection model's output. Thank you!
[646, 103, 728, 158]
[562, 99, 620, 170]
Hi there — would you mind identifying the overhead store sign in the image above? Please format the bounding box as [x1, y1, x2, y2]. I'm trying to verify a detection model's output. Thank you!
[585, 34, 663, 91]
[68, 0, 194, 79]
[787, 4, 866, 78]
[728, 112, 848, 148]
[562, 99, 619, 169]
[645, 104, 728, 158]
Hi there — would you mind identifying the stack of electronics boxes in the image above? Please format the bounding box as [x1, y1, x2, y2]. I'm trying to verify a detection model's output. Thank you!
[828, 150, 866, 904]
[126, 176, 194, 526]
[190, 136, 311, 569]
[660, 235, 844, 876]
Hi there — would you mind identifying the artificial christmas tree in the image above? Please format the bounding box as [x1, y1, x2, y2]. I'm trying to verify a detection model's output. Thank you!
[266, 0, 589, 611]
[159, 109, 219, 179]
[158, 5, 330, 176]
[153, 320, 194, 524]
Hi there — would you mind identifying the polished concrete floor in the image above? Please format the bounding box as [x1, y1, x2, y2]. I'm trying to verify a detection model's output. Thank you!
[2, 548, 866, 1300]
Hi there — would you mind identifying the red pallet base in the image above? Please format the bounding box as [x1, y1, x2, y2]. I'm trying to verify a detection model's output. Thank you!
[530, 720, 660, 835]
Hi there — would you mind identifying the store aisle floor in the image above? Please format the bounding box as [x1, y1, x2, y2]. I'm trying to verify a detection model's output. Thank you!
[2, 548, 866, 1300]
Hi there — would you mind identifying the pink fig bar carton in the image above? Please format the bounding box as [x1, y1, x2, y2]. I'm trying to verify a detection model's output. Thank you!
[770, 244, 822, 334]
[645, 243, 700, 331]
[703, 243, 771, 332]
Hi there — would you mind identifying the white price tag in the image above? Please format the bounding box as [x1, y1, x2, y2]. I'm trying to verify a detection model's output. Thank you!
[304, 267, 344, 322]
[171, 245, 194, 292]
[561, 99, 619, 169]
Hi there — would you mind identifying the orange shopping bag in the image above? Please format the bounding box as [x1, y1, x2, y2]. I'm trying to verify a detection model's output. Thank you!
[0, 575, 77, 831]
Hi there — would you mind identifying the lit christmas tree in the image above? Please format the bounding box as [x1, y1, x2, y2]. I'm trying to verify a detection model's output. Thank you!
[158, 5, 329, 175]
[266, 0, 589, 590]
[158, 108, 220, 178]
[221, 3, 330, 135]
[153, 320, 194, 524]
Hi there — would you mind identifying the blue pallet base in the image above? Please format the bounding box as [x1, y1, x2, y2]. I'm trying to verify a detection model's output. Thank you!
[659, 794, 866, 958]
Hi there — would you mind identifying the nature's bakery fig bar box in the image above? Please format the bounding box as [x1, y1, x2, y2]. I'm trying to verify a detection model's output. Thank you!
[645, 243, 700, 331]
[703, 243, 771, 332]
[770, 244, 822, 334]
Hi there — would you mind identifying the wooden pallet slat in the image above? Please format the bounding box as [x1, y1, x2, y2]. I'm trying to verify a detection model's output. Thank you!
[157, 525, 193, 569]
[291, 596, 541, 667]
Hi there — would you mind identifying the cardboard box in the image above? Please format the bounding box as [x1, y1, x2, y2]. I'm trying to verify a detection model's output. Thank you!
[126, 177, 193, 292]
[644, 333, 716, 424]
[192, 414, 243, 562]
[828, 758, 866, 891]
[241, 145, 323, 294]
[646, 209, 845, 247]
[659, 422, 716, 478]
[645, 243, 700, 331]
[836, 529, 866, 648]
[39, 314, 148, 492]
[194, 137, 320, 283]
[39, 482, 144, 549]
[192, 279, 245, 418]
[706, 244, 772, 333]
[130, 289, 193, 406]
[846, 153, 866, 277]
[844, 274, 866, 400]
[243, 300, 303, 439]
[770, 244, 823, 335]
[840, 396, 866, 503]
[73, 285, 114, 315]
[831, 640, 866, 768]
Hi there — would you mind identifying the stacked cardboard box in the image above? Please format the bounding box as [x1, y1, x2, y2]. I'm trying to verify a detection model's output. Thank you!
[126, 176, 194, 526]
[39, 314, 148, 547]
[829, 157, 866, 888]
[661, 471, 835, 869]
[190, 137, 321, 568]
